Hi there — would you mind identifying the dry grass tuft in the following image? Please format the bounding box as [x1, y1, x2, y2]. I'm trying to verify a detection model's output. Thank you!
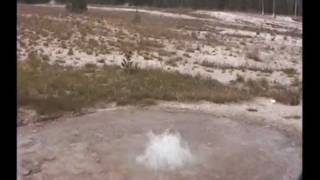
[200, 61, 273, 73]
[246, 48, 262, 62]
[282, 68, 297, 77]
[165, 56, 182, 67]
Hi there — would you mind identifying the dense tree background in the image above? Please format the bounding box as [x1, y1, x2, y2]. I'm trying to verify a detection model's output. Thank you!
[18, 0, 302, 16]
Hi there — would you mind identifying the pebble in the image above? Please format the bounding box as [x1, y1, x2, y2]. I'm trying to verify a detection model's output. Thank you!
[72, 130, 79, 136]
[22, 169, 31, 176]
[43, 154, 56, 161]
[20, 138, 33, 147]
[285, 147, 295, 153]
[91, 153, 101, 163]
[35, 123, 42, 127]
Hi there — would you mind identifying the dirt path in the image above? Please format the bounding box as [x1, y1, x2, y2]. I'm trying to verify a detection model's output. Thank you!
[18, 104, 301, 180]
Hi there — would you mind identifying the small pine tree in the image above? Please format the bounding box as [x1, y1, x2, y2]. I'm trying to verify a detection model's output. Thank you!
[121, 51, 138, 73]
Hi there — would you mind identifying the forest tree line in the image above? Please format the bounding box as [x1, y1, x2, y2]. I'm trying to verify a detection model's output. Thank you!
[19, 0, 302, 16]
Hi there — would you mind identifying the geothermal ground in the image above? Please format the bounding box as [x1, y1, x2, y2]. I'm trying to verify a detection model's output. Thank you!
[18, 103, 301, 180]
[18, 3, 302, 180]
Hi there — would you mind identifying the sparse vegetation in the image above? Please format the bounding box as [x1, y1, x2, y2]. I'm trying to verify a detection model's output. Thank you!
[183, 53, 191, 58]
[19, 55, 254, 116]
[284, 115, 301, 119]
[245, 78, 270, 94]
[196, 44, 201, 51]
[19, 54, 302, 117]
[40, 54, 50, 61]
[191, 32, 198, 40]
[165, 56, 182, 67]
[246, 48, 262, 62]
[56, 59, 66, 64]
[200, 61, 273, 73]
[282, 68, 297, 77]
[67, 48, 74, 56]
[158, 49, 176, 57]
[204, 34, 222, 47]
[186, 47, 195, 53]
[138, 38, 164, 50]
[291, 77, 301, 87]
[235, 74, 245, 83]
[84, 63, 97, 69]
[97, 59, 105, 64]
[266, 88, 301, 106]
[243, 78, 301, 105]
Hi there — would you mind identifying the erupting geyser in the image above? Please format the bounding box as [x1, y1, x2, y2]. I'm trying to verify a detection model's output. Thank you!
[136, 129, 194, 171]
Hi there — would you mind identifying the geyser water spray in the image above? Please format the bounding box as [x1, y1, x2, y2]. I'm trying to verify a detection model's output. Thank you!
[136, 129, 194, 171]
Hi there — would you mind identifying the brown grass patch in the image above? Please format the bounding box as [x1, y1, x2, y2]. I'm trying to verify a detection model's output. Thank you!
[165, 56, 182, 67]
[18, 55, 253, 116]
[200, 61, 273, 73]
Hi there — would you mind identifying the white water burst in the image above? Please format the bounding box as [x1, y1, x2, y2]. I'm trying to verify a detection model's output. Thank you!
[136, 129, 194, 171]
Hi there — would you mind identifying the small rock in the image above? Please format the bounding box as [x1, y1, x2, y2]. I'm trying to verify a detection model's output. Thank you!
[285, 147, 295, 153]
[33, 161, 40, 167]
[22, 169, 31, 176]
[72, 130, 79, 137]
[96, 158, 101, 163]
[247, 108, 258, 112]
[91, 153, 101, 163]
[20, 138, 34, 148]
[35, 123, 42, 127]
[108, 170, 126, 180]
[91, 153, 98, 158]
[43, 154, 56, 161]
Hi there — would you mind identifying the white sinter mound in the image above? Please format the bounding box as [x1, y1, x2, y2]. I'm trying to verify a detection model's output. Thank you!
[136, 129, 194, 171]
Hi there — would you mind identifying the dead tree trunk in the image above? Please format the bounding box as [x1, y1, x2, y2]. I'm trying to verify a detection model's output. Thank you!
[294, 0, 298, 17]
[261, 0, 265, 15]
[272, 0, 276, 18]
